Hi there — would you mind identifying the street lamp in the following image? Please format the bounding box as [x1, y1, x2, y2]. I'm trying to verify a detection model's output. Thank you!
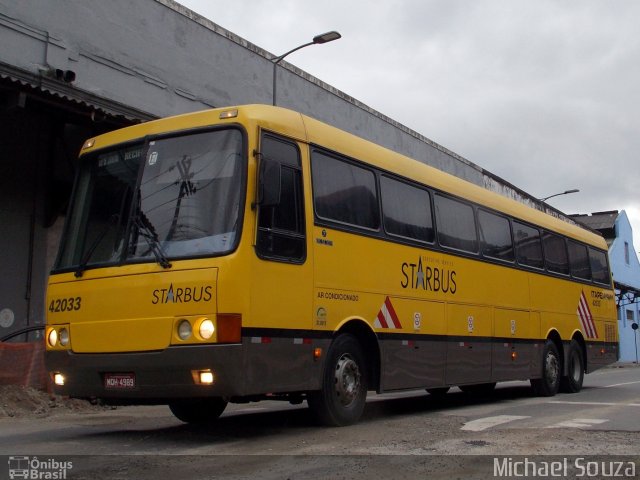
[538, 189, 580, 202]
[272, 31, 341, 106]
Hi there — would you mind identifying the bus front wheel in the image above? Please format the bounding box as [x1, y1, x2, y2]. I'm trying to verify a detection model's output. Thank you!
[560, 339, 584, 393]
[169, 397, 228, 424]
[531, 340, 561, 397]
[308, 333, 367, 426]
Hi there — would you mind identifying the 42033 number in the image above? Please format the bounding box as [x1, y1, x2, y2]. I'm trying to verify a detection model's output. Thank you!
[48, 297, 81, 313]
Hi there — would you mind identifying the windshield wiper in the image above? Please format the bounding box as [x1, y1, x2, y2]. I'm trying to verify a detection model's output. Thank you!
[74, 214, 121, 278]
[133, 211, 172, 269]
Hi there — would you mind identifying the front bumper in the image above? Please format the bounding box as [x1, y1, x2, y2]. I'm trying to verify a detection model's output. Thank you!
[46, 344, 244, 403]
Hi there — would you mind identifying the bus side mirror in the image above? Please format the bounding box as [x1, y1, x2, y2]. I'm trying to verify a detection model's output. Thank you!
[258, 157, 281, 207]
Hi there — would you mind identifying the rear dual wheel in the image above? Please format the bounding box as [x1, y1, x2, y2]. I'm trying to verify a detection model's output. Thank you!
[560, 340, 584, 393]
[531, 340, 561, 397]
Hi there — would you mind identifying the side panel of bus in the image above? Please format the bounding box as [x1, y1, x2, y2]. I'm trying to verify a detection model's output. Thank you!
[311, 224, 545, 391]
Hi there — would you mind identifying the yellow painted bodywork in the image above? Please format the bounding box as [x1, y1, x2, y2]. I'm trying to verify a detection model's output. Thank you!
[47, 105, 618, 361]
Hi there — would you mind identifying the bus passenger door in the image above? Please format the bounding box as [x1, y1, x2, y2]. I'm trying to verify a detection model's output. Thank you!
[248, 132, 314, 393]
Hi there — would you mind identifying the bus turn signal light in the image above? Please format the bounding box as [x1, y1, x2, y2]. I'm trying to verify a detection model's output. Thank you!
[217, 314, 241, 343]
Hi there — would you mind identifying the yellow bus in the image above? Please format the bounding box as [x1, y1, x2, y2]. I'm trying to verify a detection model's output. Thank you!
[46, 105, 618, 426]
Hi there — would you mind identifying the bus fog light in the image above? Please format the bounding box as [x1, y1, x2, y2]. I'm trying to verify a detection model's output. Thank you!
[59, 328, 70, 347]
[199, 318, 215, 340]
[47, 329, 58, 347]
[53, 373, 65, 386]
[199, 371, 214, 384]
[178, 320, 192, 340]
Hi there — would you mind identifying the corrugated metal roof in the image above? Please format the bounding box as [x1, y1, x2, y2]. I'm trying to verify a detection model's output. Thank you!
[0, 60, 155, 122]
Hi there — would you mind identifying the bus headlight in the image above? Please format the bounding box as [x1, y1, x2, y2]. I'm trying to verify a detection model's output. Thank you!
[59, 328, 70, 347]
[47, 328, 58, 347]
[177, 320, 192, 340]
[199, 318, 215, 340]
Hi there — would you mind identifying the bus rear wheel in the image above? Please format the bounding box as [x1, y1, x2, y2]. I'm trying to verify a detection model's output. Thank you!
[169, 397, 228, 424]
[531, 340, 561, 397]
[560, 340, 584, 393]
[308, 333, 367, 426]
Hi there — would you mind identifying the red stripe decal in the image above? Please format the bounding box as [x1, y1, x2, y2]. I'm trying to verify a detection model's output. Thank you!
[377, 310, 389, 329]
[384, 297, 402, 329]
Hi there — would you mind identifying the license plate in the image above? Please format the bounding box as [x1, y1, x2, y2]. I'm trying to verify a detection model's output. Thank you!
[104, 372, 136, 389]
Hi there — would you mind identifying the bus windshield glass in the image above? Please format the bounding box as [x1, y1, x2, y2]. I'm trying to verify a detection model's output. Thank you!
[55, 128, 244, 271]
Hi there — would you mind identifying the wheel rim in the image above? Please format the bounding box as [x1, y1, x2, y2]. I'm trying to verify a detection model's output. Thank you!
[333, 353, 361, 406]
[545, 351, 559, 386]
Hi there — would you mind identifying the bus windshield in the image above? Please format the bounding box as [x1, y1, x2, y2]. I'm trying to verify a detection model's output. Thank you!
[55, 128, 244, 272]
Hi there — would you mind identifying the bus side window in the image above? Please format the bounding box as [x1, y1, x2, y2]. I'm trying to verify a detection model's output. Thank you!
[513, 221, 544, 269]
[589, 247, 611, 285]
[567, 240, 591, 280]
[542, 231, 570, 275]
[380, 175, 434, 243]
[256, 134, 305, 262]
[434, 194, 478, 253]
[477, 209, 514, 261]
[311, 150, 379, 230]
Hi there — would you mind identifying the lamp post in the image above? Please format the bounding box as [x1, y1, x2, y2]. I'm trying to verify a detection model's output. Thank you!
[538, 189, 580, 203]
[272, 31, 341, 106]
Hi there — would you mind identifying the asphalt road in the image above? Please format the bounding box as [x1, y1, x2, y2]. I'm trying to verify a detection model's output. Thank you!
[2, 365, 639, 479]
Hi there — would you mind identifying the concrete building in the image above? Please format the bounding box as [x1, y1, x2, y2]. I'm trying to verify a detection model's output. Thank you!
[571, 211, 640, 362]
[0, 0, 578, 345]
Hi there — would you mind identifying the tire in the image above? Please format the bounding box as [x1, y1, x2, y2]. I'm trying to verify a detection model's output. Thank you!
[169, 397, 227, 424]
[459, 383, 496, 394]
[531, 340, 561, 397]
[308, 334, 368, 426]
[560, 340, 584, 393]
[426, 387, 450, 397]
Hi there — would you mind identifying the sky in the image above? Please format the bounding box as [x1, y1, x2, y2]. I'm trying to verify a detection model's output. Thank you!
[179, 0, 640, 250]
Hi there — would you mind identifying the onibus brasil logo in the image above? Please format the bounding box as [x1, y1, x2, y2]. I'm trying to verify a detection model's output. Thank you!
[8, 456, 73, 479]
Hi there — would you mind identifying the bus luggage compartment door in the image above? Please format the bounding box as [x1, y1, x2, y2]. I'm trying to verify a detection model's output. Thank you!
[445, 304, 492, 385]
